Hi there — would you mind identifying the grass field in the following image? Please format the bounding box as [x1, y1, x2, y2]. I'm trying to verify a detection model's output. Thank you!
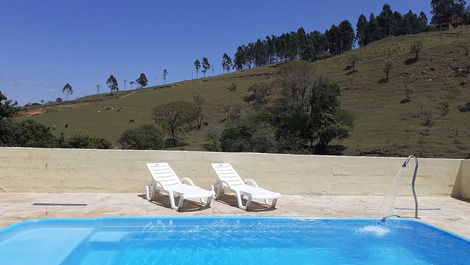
[23, 27, 470, 158]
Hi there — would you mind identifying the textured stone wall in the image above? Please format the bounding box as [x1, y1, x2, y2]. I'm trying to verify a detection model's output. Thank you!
[452, 160, 470, 200]
[0, 147, 465, 196]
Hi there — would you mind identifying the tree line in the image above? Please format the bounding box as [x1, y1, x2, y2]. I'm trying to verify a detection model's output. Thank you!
[231, 4, 429, 71]
[229, 1, 469, 71]
[60, 71, 170, 102]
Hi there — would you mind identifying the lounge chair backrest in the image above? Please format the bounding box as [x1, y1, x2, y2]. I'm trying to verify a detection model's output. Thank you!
[146, 163, 181, 187]
[211, 163, 244, 187]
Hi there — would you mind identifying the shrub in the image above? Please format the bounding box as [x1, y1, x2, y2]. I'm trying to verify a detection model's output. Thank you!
[67, 134, 112, 149]
[459, 102, 470, 112]
[383, 59, 393, 80]
[224, 103, 243, 122]
[410, 41, 423, 60]
[205, 127, 221, 151]
[15, 120, 59, 148]
[250, 125, 279, 153]
[0, 119, 17, 147]
[347, 55, 360, 72]
[118, 124, 164, 150]
[244, 82, 272, 109]
[220, 126, 252, 152]
[227, 83, 237, 93]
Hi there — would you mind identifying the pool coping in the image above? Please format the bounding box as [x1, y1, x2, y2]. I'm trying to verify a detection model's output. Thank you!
[1, 216, 469, 242]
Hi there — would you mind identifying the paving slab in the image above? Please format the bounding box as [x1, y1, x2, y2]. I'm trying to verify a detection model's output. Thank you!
[0, 193, 468, 238]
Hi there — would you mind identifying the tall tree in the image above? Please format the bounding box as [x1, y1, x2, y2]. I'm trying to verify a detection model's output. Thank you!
[106, 75, 119, 93]
[296, 27, 308, 57]
[153, 101, 196, 146]
[0, 91, 18, 146]
[367, 13, 381, 43]
[136, 73, 148, 88]
[162, 69, 168, 84]
[0, 91, 18, 119]
[325, 25, 341, 54]
[192, 91, 206, 129]
[62, 83, 73, 101]
[338, 20, 355, 52]
[377, 4, 394, 37]
[194, 60, 201, 78]
[202, 57, 210, 77]
[356, 14, 369, 47]
[221, 53, 232, 73]
[419, 12, 429, 29]
[276, 61, 350, 152]
[234, 46, 245, 71]
[431, 0, 467, 26]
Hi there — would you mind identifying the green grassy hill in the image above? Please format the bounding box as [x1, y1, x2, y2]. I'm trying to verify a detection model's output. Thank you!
[23, 27, 470, 158]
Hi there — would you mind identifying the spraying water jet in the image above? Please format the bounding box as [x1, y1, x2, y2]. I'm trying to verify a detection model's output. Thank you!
[381, 155, 419, 220]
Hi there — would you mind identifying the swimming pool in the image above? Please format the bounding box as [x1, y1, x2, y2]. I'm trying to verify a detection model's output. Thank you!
[0, 217, 468, 265]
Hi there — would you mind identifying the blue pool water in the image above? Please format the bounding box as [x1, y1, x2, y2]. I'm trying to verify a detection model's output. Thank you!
[0, 217, 468, 265]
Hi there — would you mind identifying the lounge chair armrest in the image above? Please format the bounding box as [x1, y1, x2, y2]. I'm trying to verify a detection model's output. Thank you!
[217, 180, 232, 189]
[151, 180, 165, 189]
[244, 178, 259, 187]
[181, 177, 195, 186]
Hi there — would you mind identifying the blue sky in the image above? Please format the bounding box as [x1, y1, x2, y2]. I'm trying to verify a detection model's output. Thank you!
[0, 0, 431, 105]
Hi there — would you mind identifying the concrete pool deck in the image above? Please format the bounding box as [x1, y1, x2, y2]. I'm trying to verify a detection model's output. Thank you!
[0, 193, 468, 238]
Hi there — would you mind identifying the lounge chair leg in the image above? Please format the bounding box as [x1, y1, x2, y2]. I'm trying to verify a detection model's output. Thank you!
[146, 185, 151, 201]
[235, 191, 246, 210]
[168, 191, 179, 210]
[146, 183, 158, 201]
[245, 196, 252, 210]
[177, 196, 185, 211]
[271, 198, 278, 208]
[205, 196, 212, 207]
[236, 192, 251, 211]
[215, 183, 224, 199]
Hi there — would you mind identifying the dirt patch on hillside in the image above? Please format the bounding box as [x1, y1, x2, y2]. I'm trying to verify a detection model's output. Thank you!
[18, 109, 47, 116]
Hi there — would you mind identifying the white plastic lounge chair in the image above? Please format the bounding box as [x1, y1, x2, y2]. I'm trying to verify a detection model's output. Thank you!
[145, 163, 214, 211]
[211, 163, 280, 210]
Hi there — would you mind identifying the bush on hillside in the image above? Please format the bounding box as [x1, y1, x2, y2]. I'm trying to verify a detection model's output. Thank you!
[15, 120, 60, 148]
[220, 61, 353, 154]
[220, 126, 252, 152]
[118, 124, 164, 150]
[67, 134, 112, 149]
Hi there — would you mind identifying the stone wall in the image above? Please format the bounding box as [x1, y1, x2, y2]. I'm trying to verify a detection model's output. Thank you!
[452, 160, 470, 200]
[0, 148, 466, 196]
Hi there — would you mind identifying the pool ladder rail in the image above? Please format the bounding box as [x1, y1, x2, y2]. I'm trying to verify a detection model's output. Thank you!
[402, 155, 419, 219]
[382, 155, 420, 222]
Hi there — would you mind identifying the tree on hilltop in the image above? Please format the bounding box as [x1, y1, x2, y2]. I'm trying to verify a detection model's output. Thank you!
[222, 53, 233, 73]
[202, 57, 210, 78]
[136, 73, 148, 88]
[194, 60, 201, 78]
[356, 15, 368, 47]
[162, 69, 168, 84]
[106, 75, 119, 93]
[62, 83, 73, 101]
